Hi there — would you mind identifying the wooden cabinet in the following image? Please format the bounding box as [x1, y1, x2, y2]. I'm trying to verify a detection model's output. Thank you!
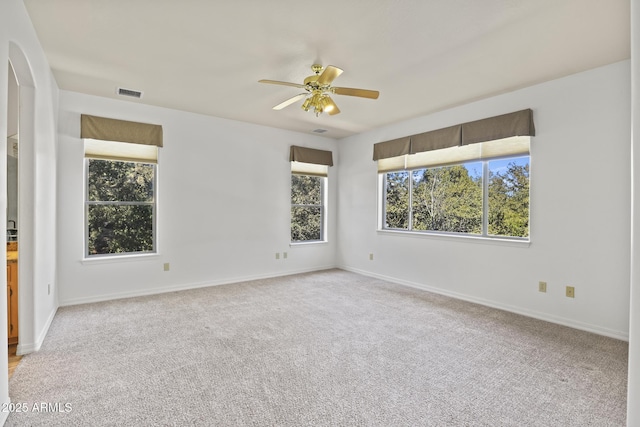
[7, 261, 18, 345]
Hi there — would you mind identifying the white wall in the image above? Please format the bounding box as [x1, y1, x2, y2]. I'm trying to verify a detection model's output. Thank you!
[7, 64, 17, 138]
[0, 0, 60, 422]
[57, 91, 338, 305]
[337, 61, 631, 340]
[628, 1, 640, 424]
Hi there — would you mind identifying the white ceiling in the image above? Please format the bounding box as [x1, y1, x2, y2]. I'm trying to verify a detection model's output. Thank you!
[23, 0, 630, 139]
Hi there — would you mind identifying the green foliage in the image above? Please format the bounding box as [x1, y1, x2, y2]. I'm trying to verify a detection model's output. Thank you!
[411, 165, 482, 234]
[488, 162, 530, 237]
[291, 174, 323, 241]
[88, 205, 154, 255]
[383, 159, 529, 238]
[87, 159, 155, 255]
[384, 172, 409, 229]
[88, 159, 154, 202]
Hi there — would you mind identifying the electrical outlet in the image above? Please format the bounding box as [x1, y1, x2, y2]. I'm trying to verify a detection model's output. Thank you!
[163, 263, 170, 271]
[283, 252, 288, 259]
[566, 286, 575, 298]
[369, 253, 374, 261]
[48, 283, 51, 295]
[538, 281, 547, 293]
[275, 252, 280, 260]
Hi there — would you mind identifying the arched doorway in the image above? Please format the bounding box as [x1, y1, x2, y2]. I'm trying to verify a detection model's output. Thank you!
[7, 42, 36, 357]
[6, 60, 19, 355]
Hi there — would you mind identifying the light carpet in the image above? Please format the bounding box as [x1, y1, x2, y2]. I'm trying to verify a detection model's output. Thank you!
[6, 269, 628, 426]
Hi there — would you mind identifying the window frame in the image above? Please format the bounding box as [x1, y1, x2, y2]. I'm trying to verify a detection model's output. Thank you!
[380, 154, 530, 241]
[84, 157, 158, 259]
[290, 172, 327, 244]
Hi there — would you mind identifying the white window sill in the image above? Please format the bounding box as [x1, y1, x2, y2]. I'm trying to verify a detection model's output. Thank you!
[377, 229, 530, 247]
[81, 253, 160, 265]
[290, 240, 328, 247]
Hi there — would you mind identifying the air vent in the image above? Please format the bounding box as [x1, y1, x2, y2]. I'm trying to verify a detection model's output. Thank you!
[116, 87, 143, 99]
[312, 129, 328, 134]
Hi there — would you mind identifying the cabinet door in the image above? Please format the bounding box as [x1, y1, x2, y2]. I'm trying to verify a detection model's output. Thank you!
[7, 263, 18, 343]
[6, 266, 10, 339]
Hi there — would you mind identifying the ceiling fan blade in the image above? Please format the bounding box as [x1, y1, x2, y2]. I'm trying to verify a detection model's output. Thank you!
[317, 65, 343, 86]
[259, 79, 306, 89]
[332, 87, 380, 99]
[273, 93, 307, 110]
[324, 96, 341, 115]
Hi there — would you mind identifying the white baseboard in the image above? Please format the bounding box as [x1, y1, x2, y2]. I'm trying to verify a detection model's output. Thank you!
[58, 265, 338, 307]
[340, 265, 629, 342]
[17, 305, 58, 355]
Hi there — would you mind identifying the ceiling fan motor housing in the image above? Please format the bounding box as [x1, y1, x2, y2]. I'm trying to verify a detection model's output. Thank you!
[304, 75, 321, 87]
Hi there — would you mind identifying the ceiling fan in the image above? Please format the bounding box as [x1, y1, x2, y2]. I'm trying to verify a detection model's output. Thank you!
[259, 64, 379, 117]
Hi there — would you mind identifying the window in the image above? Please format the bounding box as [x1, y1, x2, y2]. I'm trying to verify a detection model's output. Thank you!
[487, 157, 530, 237]
[86, 158, 156, 256]
[81, 114, 163, 258]
[289, 145, 332, 243]
[382, 155, 529, 239]
[291, 173, 326, 242]
[375, 110, 533, 240]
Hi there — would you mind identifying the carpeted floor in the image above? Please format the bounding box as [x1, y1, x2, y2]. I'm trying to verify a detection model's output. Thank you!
[6, 269, 628, 426]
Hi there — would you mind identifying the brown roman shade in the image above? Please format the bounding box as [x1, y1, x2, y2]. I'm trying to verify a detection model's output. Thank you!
[81, 114, 163, 147]
[461, 109, 535, 146]
[372, 137, 411, 161]
[290, 145, 333, 177]
[410, 125, 461, 154]
[289, 146, 333, 166]
[373, 109, 535, 172]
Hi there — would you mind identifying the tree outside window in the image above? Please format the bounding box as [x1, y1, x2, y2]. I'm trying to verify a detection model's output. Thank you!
[86, 159, 156, 256]
[383, 156, 529, 239]
[291, 174, 325, 242]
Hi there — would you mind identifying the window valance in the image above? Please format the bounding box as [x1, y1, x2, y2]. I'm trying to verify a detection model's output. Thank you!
[81, 114, 163, 147]
[461, 109, 535, 146]
[372, 108, 535, 161]
[289, 145, 333, 166]
[290, 145, 333, 177]
[372, 137, 411, 161]
[410, 125, 461, 154]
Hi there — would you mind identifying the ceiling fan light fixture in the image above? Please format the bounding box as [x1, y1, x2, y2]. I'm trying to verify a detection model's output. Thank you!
[259, 64, 379, 117]
[301, 97, 312, 112]
[322, 97, 334, 112]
